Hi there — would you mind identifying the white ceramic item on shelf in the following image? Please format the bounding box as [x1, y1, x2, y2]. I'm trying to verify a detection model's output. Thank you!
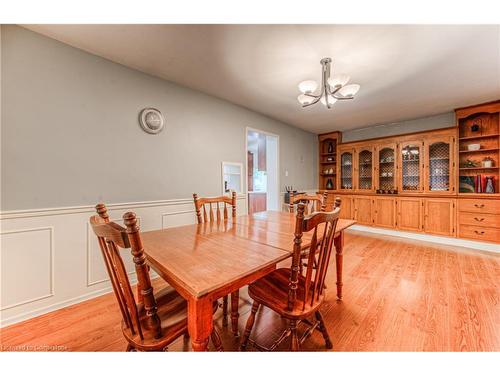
[468, 143, 481, 151]
[482, 159, 493, 168]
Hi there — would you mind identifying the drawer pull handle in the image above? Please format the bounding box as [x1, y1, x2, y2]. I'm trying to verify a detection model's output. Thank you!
[474, 230, 485, 235]
[474, 204, 485, 208]
[474, 217, 485, 222]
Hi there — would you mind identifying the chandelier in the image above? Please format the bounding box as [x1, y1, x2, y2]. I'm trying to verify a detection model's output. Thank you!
[297, 57, 360, 109]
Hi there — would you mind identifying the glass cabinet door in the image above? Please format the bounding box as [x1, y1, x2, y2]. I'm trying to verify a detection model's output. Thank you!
[426, 138, 452, 192]
[400, 142, 423, 192]
[377, 146, 396, 191]
[357, 149, 373, 190]
[340, 151, 353, 190]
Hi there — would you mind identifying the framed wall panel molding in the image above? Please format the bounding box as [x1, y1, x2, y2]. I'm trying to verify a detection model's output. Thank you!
[0, 227, 55, 310]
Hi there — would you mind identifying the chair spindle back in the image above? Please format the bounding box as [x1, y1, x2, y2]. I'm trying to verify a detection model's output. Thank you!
[289, 191, 328, 214]
[193, 191, 237, 223]
[288, 197, 341, 311]
[89, 204, 162, 340]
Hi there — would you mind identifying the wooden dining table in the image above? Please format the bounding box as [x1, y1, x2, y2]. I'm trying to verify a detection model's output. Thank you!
[140, 210, 355, 351]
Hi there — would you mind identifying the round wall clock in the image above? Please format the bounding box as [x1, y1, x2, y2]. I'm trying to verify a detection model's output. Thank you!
[139, 108, 165, 134]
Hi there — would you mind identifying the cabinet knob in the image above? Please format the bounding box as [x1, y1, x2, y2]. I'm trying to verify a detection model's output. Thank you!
[474, 230, 485, 235]
[474, 217, 484, 222]
[474, 204, 485, 208]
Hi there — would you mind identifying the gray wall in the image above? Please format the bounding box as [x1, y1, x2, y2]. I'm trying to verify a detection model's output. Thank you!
[1, 25, 317, 211]
[341, 112, 455, 143]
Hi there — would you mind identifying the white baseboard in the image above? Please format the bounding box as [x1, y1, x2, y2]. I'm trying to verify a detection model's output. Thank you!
[348, 225, 500, 253]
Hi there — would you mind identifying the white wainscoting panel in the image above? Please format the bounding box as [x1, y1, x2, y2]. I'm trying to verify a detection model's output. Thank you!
[1, 227, 54, 310]
[161, 210, 196, 229]
[0, 195, 247, 327]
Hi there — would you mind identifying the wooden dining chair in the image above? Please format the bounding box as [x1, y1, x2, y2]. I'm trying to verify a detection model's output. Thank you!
[240, 198, 341, 351]
[290, 191, 329, 273]
[90, 204, 223, 351]
[192, 191, 240, 336]
[289, 191, 328, 214]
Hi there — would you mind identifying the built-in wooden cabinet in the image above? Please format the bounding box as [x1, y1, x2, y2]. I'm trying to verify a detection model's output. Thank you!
[336, 195, 354, 220]
[375, 143, 397, 191]
[318, 101, 499, 243]
[457, 198, 500, 242]
[456, 101, 500, 195]
[328, 192, 499, 242]
[373, 196, 397, 228]
[334, 130, 457, 195]
[353, 196, 373, 225]
[424, 135, 455, 194]
[355, 146, 374, 192]
[423, 198, 456, 236]
[399, 141, 424, 192]
[318, 131, 341, 191]
[397, 197, 423, 232]
[338, 147, 355, 191]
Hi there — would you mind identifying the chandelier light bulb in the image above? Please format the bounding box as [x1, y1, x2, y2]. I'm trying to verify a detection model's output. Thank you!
[297, 94, 315, 105]
[338, 83, 360, 97]
[327, 74, 350, 88]
[298, 80, 318, 94]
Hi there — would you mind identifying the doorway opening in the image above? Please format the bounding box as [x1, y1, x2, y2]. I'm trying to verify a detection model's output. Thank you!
[246, 128, 279, 214]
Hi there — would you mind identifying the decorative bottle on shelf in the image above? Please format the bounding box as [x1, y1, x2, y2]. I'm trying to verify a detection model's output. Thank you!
[485, 176, 495, 193]
[326, 179, 333, 190]
[327, 142, 334, 154]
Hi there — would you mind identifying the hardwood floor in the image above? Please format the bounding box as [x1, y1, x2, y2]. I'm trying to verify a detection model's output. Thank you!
[1, 232, 498, 351]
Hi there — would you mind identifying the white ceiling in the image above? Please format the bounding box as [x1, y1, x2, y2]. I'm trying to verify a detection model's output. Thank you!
[23, 24, 500, 134]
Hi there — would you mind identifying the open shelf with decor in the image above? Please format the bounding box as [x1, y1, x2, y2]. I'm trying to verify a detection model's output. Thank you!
[318, 131, 341, 191]
[456, 101, 500, 195]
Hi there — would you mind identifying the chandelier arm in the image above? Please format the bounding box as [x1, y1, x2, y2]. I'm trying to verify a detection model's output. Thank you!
[327, 85, 342, 96]
[302, 96, 322, 108]
[332, 94, 354, 100]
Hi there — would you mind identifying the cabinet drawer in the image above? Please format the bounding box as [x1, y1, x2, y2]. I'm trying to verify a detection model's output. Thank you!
[458, 199, 500, 214]
[458, 225, 500, 242]
[458, 212, 500, 228]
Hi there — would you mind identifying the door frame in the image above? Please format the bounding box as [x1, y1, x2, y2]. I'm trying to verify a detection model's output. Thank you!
[245, 127, 280, 212]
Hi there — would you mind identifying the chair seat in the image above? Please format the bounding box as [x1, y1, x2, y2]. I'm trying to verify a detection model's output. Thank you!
[248, 268, 324, 320]
[122, 286, 218, 351]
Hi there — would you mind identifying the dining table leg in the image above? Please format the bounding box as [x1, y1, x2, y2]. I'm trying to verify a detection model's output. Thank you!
[334, 231, 344, 300]
[230, 290, 240, 336]
[187, 296, 213, 351]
